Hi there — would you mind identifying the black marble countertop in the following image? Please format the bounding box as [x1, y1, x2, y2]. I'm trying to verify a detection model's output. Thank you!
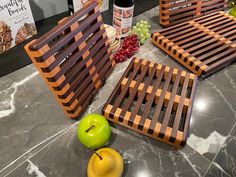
[0, 6, 236, 177]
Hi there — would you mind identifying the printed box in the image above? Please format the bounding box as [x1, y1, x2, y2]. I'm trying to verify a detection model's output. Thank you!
[0, 0, 37, 54]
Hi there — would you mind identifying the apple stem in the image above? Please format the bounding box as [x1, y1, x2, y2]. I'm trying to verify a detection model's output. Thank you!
[85, 125, 95, 133]
[94, 151, 103, 160]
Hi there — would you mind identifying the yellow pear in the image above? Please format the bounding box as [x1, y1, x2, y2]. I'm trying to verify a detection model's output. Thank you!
[87, 148, 124, 177]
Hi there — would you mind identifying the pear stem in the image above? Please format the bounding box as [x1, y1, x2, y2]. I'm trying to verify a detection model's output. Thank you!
[94, 151, 103, 160]
[85, 125, 95, 133]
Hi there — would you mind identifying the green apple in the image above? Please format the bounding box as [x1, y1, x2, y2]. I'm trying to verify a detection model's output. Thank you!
[77, 114, 111, 150]
[229, 6, 236, 18]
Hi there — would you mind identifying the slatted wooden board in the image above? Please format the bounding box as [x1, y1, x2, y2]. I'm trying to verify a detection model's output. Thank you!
[25, 0, 115, 119]
[160, 0, 228, 27]
[103, 58, 198, 147]
[152, 11, 236, 77]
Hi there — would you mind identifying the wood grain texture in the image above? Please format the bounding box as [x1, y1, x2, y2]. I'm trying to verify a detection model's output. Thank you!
[24, 0, 115, 119]
[102, 58, 198, 148]
[160, 0, 228, 27]
[152, 11, 236, 77]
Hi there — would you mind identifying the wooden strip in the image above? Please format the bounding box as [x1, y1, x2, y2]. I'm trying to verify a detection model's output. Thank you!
[103, 59, 136, 114]
[206, 52, 236, 72]
[121, 79, 191, 108]
[110, 60, 142, 116]
[185, 37, 218, 55]
[167, 26, 198, 39]
[181, 74, 198, 145]
[63, 50, 112, 106]
[30, 1, 98, 50]
[57, 43, 109, 100]
[150, 68, 174, 131]
[180, 33, 212, 49]
[120, 61, 150, 124]
[159, 69, 182, 138]
[171, 73, 190, 140]
[209, 20, 236, 34]
[170, 30, 202, 43]
[125, 63, 157, 126]
[196, 43, 236, 64]
[41, 21, 104, 72]
[140, 65, 166, 131]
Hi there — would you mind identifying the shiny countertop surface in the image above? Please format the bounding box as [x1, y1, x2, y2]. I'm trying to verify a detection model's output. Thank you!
[0, 6, 236, 177]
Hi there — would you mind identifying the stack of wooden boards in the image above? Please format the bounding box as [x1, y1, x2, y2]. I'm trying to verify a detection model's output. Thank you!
[25, 1, 115, 119]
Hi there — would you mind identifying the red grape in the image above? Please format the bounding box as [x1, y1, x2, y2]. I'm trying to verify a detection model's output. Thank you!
[114, 34, 140, 63]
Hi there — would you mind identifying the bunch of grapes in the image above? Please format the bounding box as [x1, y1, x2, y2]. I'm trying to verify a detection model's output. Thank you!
[113, 34, 140, 63]
[131, 20, 151, 45]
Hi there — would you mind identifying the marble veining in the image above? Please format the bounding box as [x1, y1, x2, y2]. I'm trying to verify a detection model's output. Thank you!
[206, 80, 236, 118]
[0, 5, 236, 177]
[224, 70, 236, 91]
[205, 137, 236, 177]
[187, 131, 227, 155]
[26, 160, 46, 177]
[212, 162, 231, 177]
[0, 71, 38, 119]
[179, 151, 202, 177]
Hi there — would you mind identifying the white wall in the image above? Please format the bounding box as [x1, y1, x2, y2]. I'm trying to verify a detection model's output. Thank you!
[29, 0, 68, 21]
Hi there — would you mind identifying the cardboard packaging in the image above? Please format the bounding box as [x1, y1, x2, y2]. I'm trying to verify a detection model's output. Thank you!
[0, 0, 37, 54]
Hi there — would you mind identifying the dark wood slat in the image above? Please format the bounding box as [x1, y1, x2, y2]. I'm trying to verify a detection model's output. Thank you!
[206, 52, 236, 72]
[141, 66, 166, 130]
[52, 37, 109, 90]
[170, 30, 202, 43]
[181, 74, 197, 145]
[57, 42, 109, 100]
[63, 50, 112, 106]
[30, 1, 98, 50]
[119, 62, 151, 121]
[35, 11, 101, 63]
[159, 70, 182, 137]
[150, 68, 174, 131]
[103, 59, 136, 112]
[167, 26, 197, 39]
[125, 63, 157, 126]
[110, 60, 142, 115]
[180, 33, 211, 49]
[194, 43, 234, 63]
[210, 20, 236, 33]
[170, 73, 190, 139]
[41, 20, 104, 72]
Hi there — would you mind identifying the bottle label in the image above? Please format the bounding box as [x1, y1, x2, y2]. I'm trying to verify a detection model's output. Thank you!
[113, 4, 134, 38]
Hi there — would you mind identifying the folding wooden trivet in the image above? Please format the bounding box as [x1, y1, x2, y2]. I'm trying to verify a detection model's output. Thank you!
[25, 0, 115, 119]
[103, 58, 198, 147]
[152, 11, 236, 77]
[160, 0, 228, 27]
